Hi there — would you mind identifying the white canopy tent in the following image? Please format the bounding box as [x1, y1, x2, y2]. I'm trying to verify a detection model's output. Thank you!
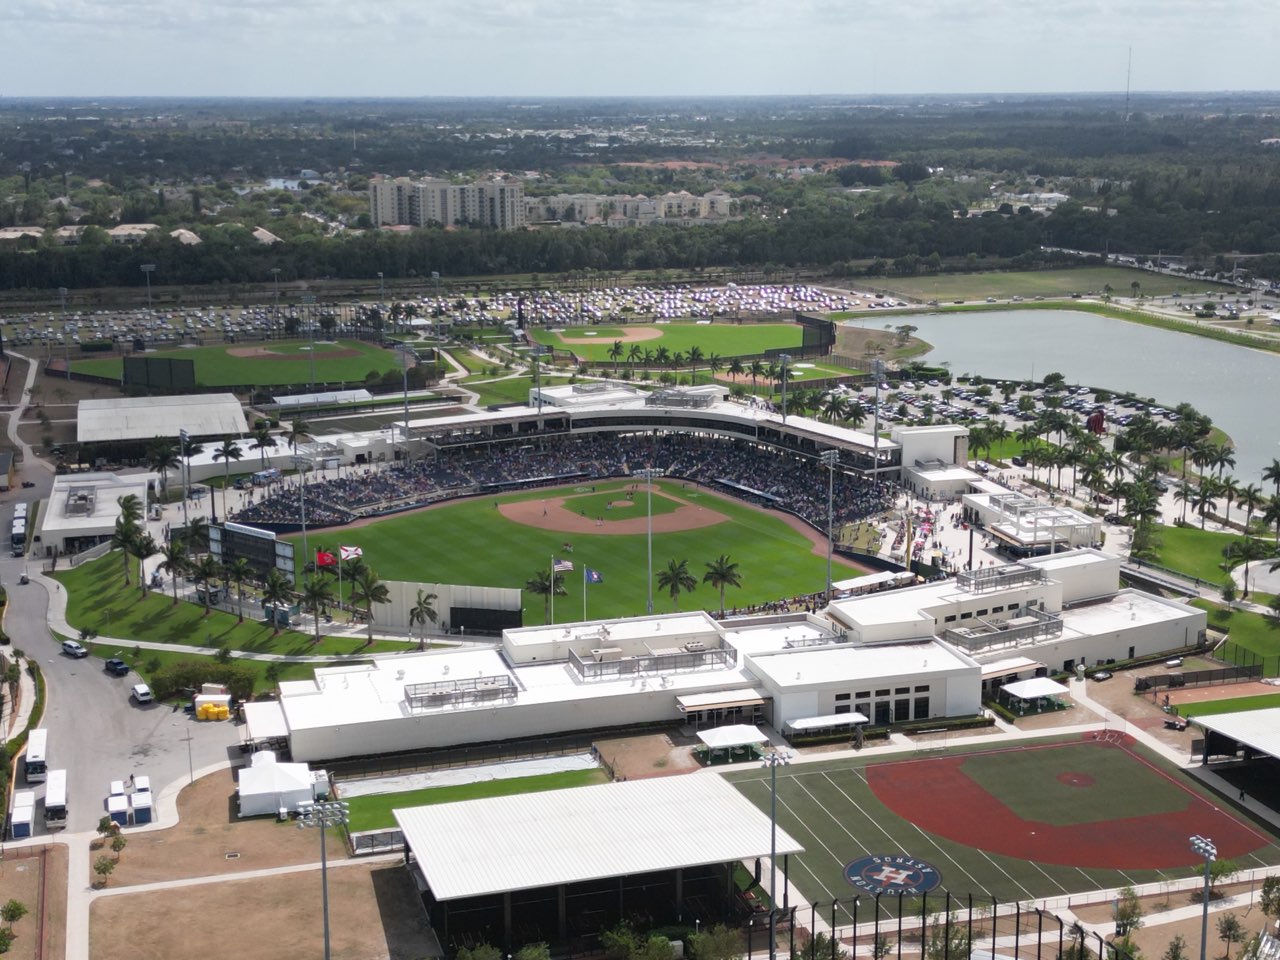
[696, 725, 769, 750]
[236, 750, 324, 818]
[785, 712, 869, 734]
[1001, 677, 1069, 700]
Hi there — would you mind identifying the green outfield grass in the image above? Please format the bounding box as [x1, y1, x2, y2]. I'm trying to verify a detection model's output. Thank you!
[1174, 692, 1280, 718]
[724, 737, 1280, 914]
[70, 338, 401, 387]
[52, 551, 408, 656]
[878, 268, 1232, 303]
[288, 479, 862, 623]
[530, 322, 805, 362]
[344, 768, 610, 833]
[1195, 600, 1280, 669]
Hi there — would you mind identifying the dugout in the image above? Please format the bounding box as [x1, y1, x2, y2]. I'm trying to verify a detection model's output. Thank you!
[395, 775, 803, 953]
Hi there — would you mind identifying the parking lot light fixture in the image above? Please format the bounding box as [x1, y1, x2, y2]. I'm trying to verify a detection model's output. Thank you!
[298, 801, 350, 960]
[1189, 835, 1216, 960]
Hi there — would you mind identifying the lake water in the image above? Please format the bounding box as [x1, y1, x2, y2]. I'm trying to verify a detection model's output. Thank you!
[844, 310, 1280, 485]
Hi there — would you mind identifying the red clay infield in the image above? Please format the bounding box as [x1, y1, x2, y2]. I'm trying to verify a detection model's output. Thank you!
[499, 484, 729, 535]
[866, 734, 1271, 870]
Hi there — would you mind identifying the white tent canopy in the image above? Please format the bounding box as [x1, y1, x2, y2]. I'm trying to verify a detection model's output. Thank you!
[1001, 677, 1070, 701]
[696, 724, 769, 750]
[236, 750, 321, 818]
[785, 712, 869, 733]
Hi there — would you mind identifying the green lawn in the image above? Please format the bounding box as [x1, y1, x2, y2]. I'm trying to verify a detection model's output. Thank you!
[879, 268, 1231, 303]
[1174, 692, 1280, 718]
[81, 638, 332, 696]
[52, 552, 409, 656]
[344, 768, 610, 833]
[563, 488, 682, 520]
[465, 375, 574, 407]
[1195, 600, 1280, 672]
[70, 338, 401, 387]
[530, 322, 805, 362]
[286, 478, 864, 624]
[1149, 524, 1243, 586]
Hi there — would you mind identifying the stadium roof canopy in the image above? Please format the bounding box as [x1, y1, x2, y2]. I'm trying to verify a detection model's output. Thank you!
[77, 395, 248, 443]
[1192, 707, 1280, 757]
[395, 774, 803, 901]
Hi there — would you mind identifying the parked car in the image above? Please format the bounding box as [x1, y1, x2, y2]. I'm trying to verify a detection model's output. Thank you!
[1011, 456, 1027, 467]
[104, 658, 129, 677]
[131, 683, 154, 704]
[61, 640, 89, 658]
[1091, 670, 1113, 681]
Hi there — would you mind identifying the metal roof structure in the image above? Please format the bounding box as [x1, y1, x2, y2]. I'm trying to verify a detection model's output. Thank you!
[394, 774, 803, 901]
[1191, 707, 1280, 758]
[785, 712, 869, 731]
[77, 394, 248, 443]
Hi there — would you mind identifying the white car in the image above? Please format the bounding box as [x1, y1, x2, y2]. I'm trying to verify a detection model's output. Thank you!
[61, 640, 89, 658]
[131, 683, 154, 704]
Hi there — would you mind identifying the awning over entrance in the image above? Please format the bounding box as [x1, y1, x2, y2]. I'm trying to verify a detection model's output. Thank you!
[785, 712, 869, 733]
[696, 725, 769, 750]
[980, 657, 1045, 680]
[676, 688, 768, 714]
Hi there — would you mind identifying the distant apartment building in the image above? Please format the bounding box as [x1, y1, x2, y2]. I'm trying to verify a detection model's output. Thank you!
[369, 177, 525, 230]
[524, 189, 734, 227]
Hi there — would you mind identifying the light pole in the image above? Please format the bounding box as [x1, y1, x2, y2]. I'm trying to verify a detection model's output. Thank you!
[179, 428, 191, 545]
[301, 293, 317, 391]
[293, 455, 312, 570]
[270, 268, 281, 339]
[763, 749, 792, 960]
[1190, 835, 1216, 960]
[821, 450, 839, 602]
[778, 354, 791, 423]
[870, 358, 885, 478]
[298, 800, 350, 960]
[377, 271, 385, 304]
[140, 263, 156, 308]
[399, 344, 414, 465]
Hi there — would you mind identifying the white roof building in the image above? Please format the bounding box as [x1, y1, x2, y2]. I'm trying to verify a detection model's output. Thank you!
[77, 394, 248, 444]
[36, 471, 155, 557]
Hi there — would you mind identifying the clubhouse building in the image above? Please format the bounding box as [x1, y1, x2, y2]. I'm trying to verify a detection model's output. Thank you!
[260, 548, 1204, 763]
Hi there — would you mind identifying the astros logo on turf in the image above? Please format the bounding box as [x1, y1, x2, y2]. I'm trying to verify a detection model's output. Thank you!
[844, 855, 942, 895]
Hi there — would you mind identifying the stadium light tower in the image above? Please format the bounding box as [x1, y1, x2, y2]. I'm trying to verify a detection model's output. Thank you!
[1190, 835, 1216, 960]
[778, 354, 791, 423]
[870, 358, 886, 478]
[293, 454, 313, 567]
[298, 800, 350, 960]
[763, 749, 792, 960]
[821, 450, 839, 602]
[270, 268, 281, 339]
[140, 263, 156, 308]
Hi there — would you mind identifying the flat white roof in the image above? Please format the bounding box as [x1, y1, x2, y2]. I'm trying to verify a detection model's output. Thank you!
[721, 619, 841, 657]
[505, 611, 720, 651]
[243, 700, 290, 741]
[1191, 707, 1280, 757]
[907, 464, 979, 483]
[41, 472, 154, 538]
[78, 394, 248, 443]
[697, 725, 768, 749]
[980, 656, 1044, 679]
[786, 712, 869, 731]
[676, 688, 767, 710]
[1058, 590, 1197, 636]
[1002, 677, 1069, 700]
[394, 774, 803, 901]
[748, 640, 976, 690]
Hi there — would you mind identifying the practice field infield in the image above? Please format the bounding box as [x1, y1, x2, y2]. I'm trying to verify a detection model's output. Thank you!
[724, 733, 1280, 918]
[70, 338, 401, 386]
[292, 478, 866, 623]
[529, 321, 805, 362]
[874, 268, 1231, 303]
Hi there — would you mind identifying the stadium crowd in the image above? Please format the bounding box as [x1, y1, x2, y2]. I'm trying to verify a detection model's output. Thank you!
[232, 432, 894, 533]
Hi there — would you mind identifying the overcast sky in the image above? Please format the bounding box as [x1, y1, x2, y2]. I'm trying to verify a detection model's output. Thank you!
[5, 0, 1279, 98]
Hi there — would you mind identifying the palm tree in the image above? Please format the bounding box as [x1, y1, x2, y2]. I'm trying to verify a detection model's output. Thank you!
[261, 569, 294, 636]
[821, 393, 847, 424]
[1264, 495, 1280, 544]
[285, 417, 311, 455]
[748, 360, 765, 391]
[349, 566, 390, 644]
[626, 343, 642, 367]
[1190, 483, 1216, 530]
[301, 576, 336, 645]
[128, 533, 157, 597]
[706, 352, 723, 384]
[117, 494, 144, 527]
[192, 554, 223, 616]
[213, 437, 244, 519]
[179, 435, 204, 502]
[1263, 458, 1280, 499]
[653, 345, 671, 368]
[1225, 537, 1273, 599]
[702, 554, 742, 616]
[408, 588, 439, 650]
[686, 345, 705, 383]
[656, 558, 697, 611]
[608, 340, 624, 374]
[157, 542, 188, 606]
[1173, 482, 1195, 525]
[728, 357, 745, 381]
[524, 568, 566, 624]
[110, 517, 137, 586]
[249, 424, 277, 470]
[1219, 476, 1242, 527]
[1239, 484, 1266, 533]
[224, 556, 252, 622]
[185, 516, 210, 555]
[1211, 443, 1236, 480]
[147, 440, 181, 501]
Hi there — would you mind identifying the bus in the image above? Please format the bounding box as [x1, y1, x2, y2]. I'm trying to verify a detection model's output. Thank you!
[11, 517, 25, 556]
[43, 769, 68, 830]
[13, 502, 28, 523]
[23, 728, 48, 783]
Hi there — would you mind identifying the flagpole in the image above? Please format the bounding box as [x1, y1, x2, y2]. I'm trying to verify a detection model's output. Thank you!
[338, 554, 343, 614]
[549, 554, 555, 624]
[583, 564, 587, 621]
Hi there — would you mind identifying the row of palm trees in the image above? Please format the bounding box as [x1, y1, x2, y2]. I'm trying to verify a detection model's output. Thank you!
[525, 554, 743, 621]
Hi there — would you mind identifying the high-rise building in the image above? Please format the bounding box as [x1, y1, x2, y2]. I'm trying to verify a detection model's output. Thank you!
[369, 177, 525, 230]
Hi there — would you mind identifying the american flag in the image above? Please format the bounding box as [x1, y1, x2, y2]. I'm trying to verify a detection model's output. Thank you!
[553, 559, 574, 573]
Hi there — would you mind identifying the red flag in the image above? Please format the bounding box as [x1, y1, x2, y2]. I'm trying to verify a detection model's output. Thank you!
[316, 550, 337, 568]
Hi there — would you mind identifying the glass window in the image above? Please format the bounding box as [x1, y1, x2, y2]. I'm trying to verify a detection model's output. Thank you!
[944, 615, 957, 623]
[834, 704, 851, 715]
[894, 699, 910, 722]
[875, 689, 890, 697]
[895, 687, 910, 695]
[855, 691, 870, 699]
[914, 695, 930, 718]
[914, 685, 929, 693]
[835, 692, 851, 702]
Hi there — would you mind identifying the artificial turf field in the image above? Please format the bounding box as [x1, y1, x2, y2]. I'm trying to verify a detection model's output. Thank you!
[70, 338, 401, 386]
[528, 321, 805, 363]
[723, 733, 1280, 920]
[294, 478, 861, 623]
